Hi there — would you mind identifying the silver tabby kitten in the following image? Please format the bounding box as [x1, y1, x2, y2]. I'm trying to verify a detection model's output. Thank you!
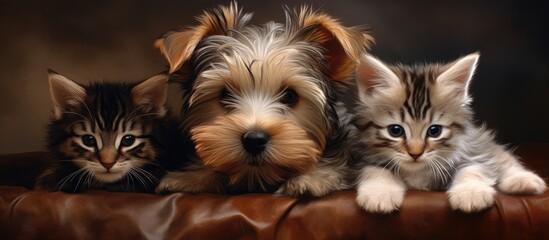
[352, 53, 546, 213]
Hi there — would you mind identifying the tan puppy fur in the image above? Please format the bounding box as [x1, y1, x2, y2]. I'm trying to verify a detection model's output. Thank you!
[156, 2, 372, 195]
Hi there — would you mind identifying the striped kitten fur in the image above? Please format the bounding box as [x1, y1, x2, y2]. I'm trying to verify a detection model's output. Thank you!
[352, 53, 546, 213]
[36, 71, 186, 193]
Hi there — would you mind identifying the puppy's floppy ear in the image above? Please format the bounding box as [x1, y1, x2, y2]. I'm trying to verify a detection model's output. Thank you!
[155, 1, 253, 73]
[285, 6, 374, 83]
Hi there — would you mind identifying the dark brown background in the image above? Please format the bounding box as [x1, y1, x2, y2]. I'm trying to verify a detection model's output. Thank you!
[0, 0, 547, 153]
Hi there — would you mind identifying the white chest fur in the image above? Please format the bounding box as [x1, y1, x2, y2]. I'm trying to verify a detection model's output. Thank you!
[400, 168, 434, 191]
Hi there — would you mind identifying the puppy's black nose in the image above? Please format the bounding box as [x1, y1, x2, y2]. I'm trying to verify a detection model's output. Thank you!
[242, 130, 270, 155]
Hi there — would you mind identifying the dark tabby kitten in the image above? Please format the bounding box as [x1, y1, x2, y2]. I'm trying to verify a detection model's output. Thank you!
[352, 53, 546, 213]
[36, 70, 185, 193]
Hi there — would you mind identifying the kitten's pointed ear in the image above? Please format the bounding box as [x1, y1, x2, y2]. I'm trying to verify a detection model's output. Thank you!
[436, 53, 479, 102]
[356, 55, 400, 96]
[285, 6, 374, 83]
[48, 69, 87, 120]
[132, 74, 169, 117]
[155, 2, 252, 73]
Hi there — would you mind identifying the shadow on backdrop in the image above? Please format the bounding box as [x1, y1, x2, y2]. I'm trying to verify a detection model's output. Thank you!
[0, 0, 547, 153]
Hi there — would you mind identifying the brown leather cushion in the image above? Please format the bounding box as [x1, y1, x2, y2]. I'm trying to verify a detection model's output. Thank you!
[1, 143, 548, 239]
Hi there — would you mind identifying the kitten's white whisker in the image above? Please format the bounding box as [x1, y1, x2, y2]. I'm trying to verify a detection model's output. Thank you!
[364, 157, 401, 180]
[127, 171, 136, 189]
[69, 92, 94, 125]
[128, 112, 161, 123]
[56, 168, 86, 191]
[426, 160, 437, 183]
[385, 157, 399, 173]
[432, 156, 453, 178]
[429, 159, 445, 185]
[129, 170, 150, 191]
[133, 167, 159, 182]
[73, 169, 90, 192]
[124, 173, 132, 190]
[131, 159, 165, 169]
[430, 156, 453, 185]
[61, 111, 89, 122]
[390, 156, 403, 177]
[362, 162, 389, 180]
[64, 120, 87, 131]
[126, 105, 147, 123]
[85, 169, 94, 188]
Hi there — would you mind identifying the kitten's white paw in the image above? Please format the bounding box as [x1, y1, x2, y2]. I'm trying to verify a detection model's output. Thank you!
[447, 181, 496, 213]
[498, 171, 547, 195]
[356, 182, 405, 214]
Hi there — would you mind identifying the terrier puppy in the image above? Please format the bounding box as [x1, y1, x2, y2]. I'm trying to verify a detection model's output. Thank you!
[155, 3, 373, 196]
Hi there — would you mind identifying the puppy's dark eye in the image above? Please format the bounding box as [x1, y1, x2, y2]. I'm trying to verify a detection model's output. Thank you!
[387, 124, 405, 137]
[220, 88, 230, 101]
[427, 125, 442, 138]
[120, 135, 136, 147]
[219, 88, 236, 107]
[81, 135, 96, 147]
[280, 89, 298, 107]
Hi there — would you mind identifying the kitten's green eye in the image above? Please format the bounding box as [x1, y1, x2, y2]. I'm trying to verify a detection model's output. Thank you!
[280, 89, 298, 107]
[388, 124, 405, 137]
[120, 135, 136, 147]
[427, 125, 442, 138]
[81, 135, 96, 147]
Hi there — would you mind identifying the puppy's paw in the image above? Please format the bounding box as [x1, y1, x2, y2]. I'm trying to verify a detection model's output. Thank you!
[498, 171, 547, 195]
[275, 179, 306, 197]
[276, 171, 345, 197]
[447, 181, 496, 213]
[356, 182, 405, 214]
[155, 173, 186, 194]
[155, 171, 221, 194]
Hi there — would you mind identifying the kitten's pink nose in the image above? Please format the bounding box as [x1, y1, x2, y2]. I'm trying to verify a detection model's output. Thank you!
[409, 153, 422, 160]
[101, 162, 115, 169]
[407, 140, 424, 161]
